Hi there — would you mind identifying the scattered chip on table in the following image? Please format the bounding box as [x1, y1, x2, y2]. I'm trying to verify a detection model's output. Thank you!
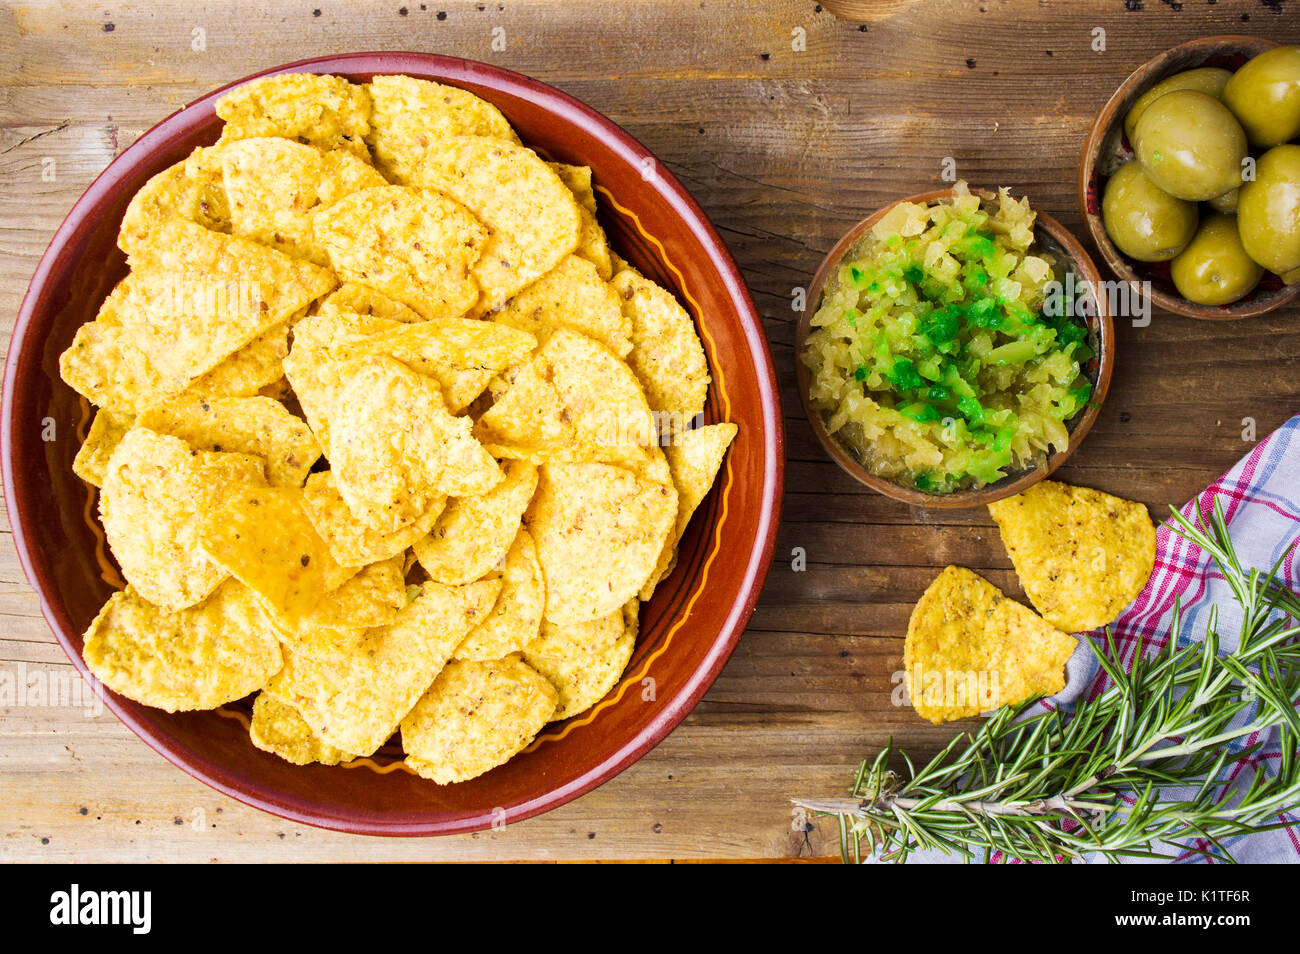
[401, 655, 557, 784]
[904, 565, 1077, 725]
[987, 480, 1157, 633]
[83, 580, 283, 713]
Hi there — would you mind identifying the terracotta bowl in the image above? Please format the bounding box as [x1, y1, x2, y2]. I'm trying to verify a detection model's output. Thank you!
[1079, 35, 1299, 320]
[1, 53, 784, 835]
[796, 187, 1113, 509]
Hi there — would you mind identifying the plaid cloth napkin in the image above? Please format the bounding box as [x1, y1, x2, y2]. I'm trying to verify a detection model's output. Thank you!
[1052, 413, 1300, 863]
[889, 414, 1300, 864]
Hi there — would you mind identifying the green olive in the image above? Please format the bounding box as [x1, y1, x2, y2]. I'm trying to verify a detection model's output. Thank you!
[1101, 161, 1198, 261]
[1170, 213, 1263, 306]
[1237, 144, 1300, 283]
[1124, 67, 1232, 143]
[1222, 46, 1300, 148]
[1207, 189, 1239, 214]
[1134, 90, 1247, 202]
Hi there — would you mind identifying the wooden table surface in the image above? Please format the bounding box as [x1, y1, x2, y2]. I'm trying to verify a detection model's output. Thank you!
[2, 0, 1298, 863]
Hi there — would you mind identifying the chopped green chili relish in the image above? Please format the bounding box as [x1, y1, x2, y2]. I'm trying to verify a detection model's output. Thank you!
[801, 182, 1093, 494]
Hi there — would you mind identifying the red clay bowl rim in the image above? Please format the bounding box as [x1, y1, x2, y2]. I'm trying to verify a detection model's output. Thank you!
[1077, 34, 1300, 320]
[795, 186, 1113, 509]
[1, 51, 785, 836]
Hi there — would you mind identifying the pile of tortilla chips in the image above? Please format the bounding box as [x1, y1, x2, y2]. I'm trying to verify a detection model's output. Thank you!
[63, 72, 737, 785]
[904, 479, 1155, 725]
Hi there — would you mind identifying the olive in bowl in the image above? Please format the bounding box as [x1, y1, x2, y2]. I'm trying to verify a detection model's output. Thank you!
[1080, 36, 1300, 319]
[1237, 144, 1300, 283]
[1132, 89, 1248, 203]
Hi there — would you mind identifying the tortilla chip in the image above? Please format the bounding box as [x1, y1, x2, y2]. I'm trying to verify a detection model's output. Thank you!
[314, 282, 423, 323]
[282, 344, 376, 456]
[258, 377, 292, 401]
[413, 459, 537, 585]
[473, 329, 653, 462]
[904, 566, 1077, 725]
[326, 317, 536, 413]
[624, 442, 673, 486]
[300, 554, 407, 632]
[135, 394, 321, 488]
[526, 461, 676, 623]
[413, 136, 581, 311]
[550, 163, 613, 279]
[222, 137, 387, 265]
[73, 408, 132, 488]
[641, 423, 737, 599]
[83, 581, 282, 712]
[522, 604, 634, 721]
[473, 358, 580, 460]
[401, 655, 556, 784]
[265, 578, 501, 756]
[365, 74, 520, 184]
[987, 480, 1157, 633]
[545, 328, 655, 454]
[313, 184, 487, 321]
[491, 255, 631, 356]
[186, 319, 293, 399]
[290, 310, 401, 357]
[197, 486, 358, 626]
[331, 356, 502, 532]
[215, 72, 371, 159]
[118, 146, 229, 253]
[610, 268, 710, 432]
[454, 529, 546, 661]
[100, 428, 268, 611]
[249, 692, 357, 766]
[302, 470, 445, 567]
[60, 220, 336, 415]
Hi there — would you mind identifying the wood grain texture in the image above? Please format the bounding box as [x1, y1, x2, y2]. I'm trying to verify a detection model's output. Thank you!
[2, 0, 1298, 862]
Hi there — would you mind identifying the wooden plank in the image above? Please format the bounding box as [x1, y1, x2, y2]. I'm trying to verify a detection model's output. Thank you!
[1, 0, 1297, 862]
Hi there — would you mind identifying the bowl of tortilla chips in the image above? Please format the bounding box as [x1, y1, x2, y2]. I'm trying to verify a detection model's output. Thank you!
[2, 53, 783, 835]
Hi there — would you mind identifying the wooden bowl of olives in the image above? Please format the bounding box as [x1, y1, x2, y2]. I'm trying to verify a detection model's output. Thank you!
[1079, 36, 1300, 320]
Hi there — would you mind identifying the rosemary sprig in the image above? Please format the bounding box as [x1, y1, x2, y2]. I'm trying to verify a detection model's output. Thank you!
[796, 498, 1300, 864]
